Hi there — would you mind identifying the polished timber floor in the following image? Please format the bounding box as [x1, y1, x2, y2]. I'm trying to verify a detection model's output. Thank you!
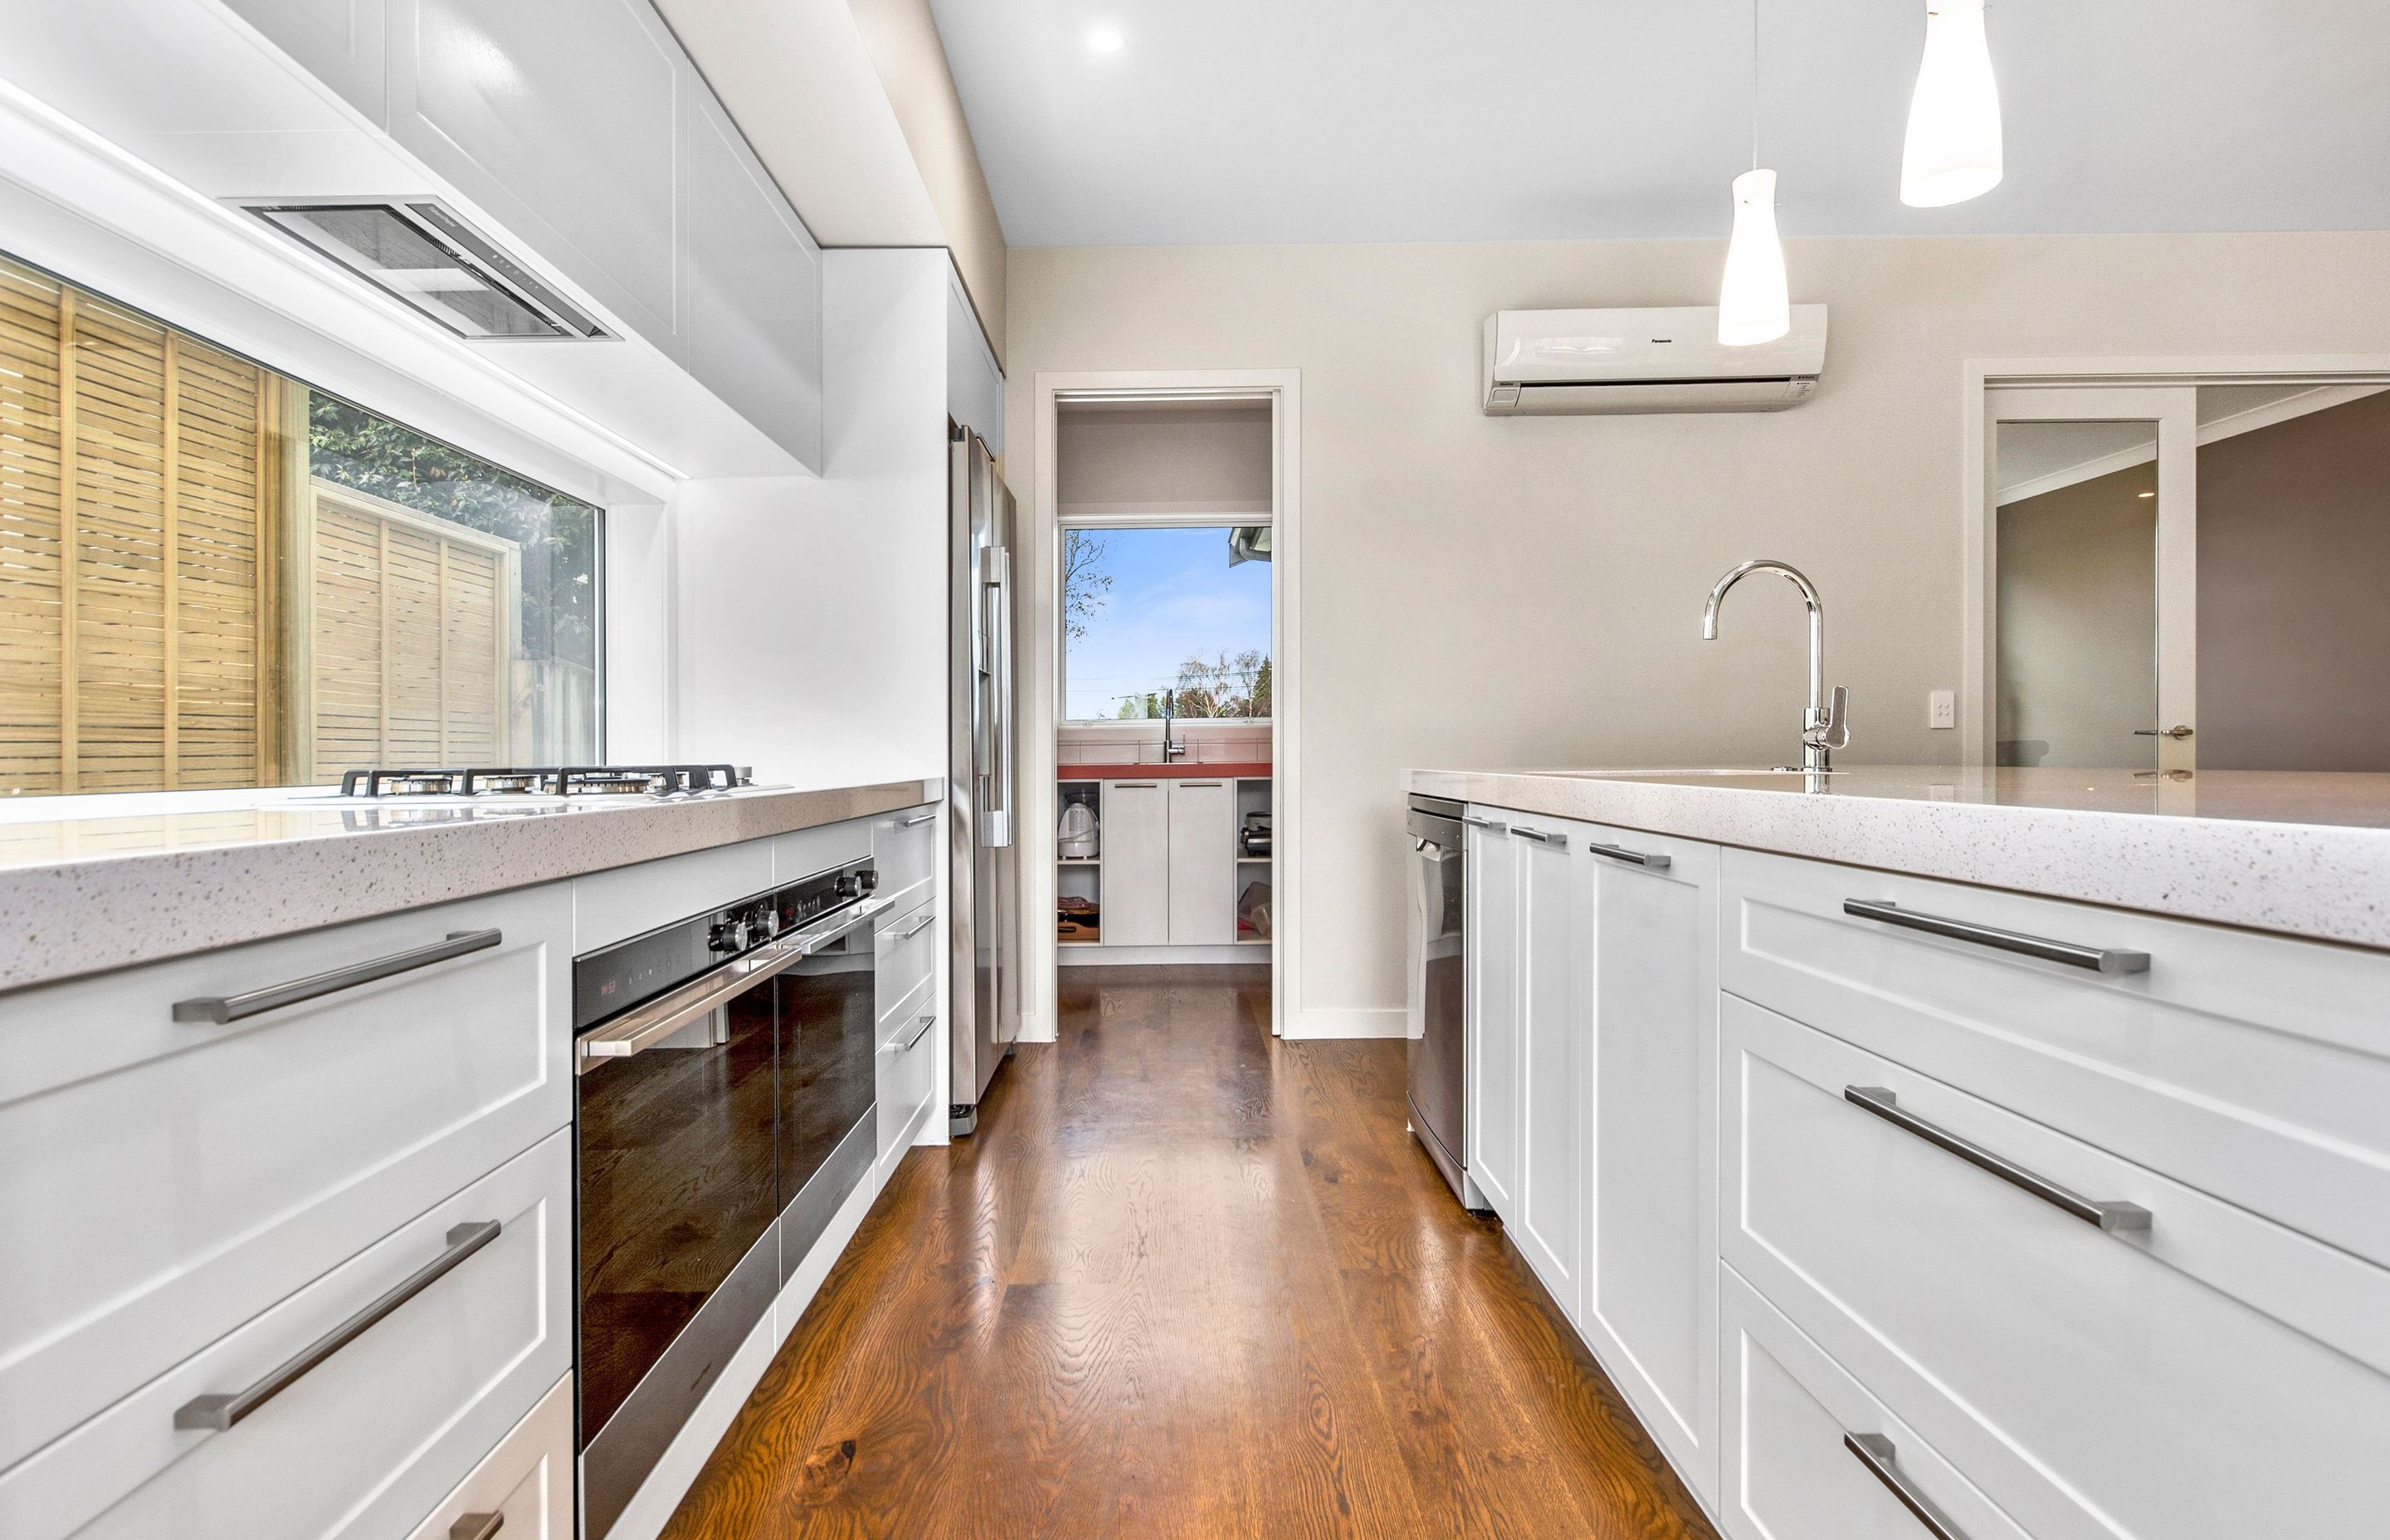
[661, 966, 1717, 1539]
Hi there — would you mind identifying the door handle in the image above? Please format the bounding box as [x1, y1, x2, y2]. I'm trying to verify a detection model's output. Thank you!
[1587, 841, 1671, 870]
[894, 1013, 937, 1052]
[173, 929, 503, 1023]
[1844, 1087, 2151, 1232]
[1508, 826, 1564, 845]
[1842, 899, 2148, 973]
[1843, 1433, 1971, 1540]
[1460, 815, 1507, 831]
[2132, 724, 2193, 738]
[899, 811, 936, 827]
[175, 1221, 501, 1430]
[450, 1514, 505, 1540]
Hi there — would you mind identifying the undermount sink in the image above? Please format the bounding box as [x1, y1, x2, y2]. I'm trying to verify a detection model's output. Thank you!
[1534, 767, 1833, 779]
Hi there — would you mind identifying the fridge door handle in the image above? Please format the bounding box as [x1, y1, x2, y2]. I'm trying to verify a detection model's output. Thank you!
[984, 543, 1016, 848]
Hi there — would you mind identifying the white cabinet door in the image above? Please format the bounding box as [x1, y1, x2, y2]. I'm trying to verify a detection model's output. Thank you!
[1463, 809, 1520, 1221]
[1164, 778, 1238, 944]
[1100, 781, 1171, 947]
[685, 85, 823, 469]
[222, 0, 388, 121]
[1509, 819, 1587, 1317]
[391, 0, 685, 345]
[1580, 824, 1721, 1508]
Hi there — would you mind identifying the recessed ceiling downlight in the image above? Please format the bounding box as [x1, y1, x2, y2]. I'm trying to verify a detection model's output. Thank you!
[1086, 25, 1124, 54]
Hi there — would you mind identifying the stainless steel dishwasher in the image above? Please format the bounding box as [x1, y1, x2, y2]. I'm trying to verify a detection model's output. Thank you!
[1406, 793, 1488, 1213]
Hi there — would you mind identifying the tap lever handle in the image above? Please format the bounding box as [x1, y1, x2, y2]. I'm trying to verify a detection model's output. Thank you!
[1820, 685, 1851, 748]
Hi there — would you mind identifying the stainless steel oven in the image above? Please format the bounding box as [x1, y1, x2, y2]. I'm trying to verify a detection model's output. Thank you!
[571, 859, 885, 1539]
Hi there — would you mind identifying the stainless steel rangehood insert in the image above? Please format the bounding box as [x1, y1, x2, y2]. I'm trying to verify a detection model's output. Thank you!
[234, 197, 607, 341]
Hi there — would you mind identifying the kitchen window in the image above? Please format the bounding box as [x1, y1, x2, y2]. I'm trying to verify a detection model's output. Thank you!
[0, 251, 601, 796]
[1060, 524, 1271, 723]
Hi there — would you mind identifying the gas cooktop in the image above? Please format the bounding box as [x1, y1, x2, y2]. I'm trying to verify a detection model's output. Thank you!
[335, 764, 754, 799]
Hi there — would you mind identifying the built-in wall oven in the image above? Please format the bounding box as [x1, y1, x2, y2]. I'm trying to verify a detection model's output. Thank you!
[571, 859, 886, 1540]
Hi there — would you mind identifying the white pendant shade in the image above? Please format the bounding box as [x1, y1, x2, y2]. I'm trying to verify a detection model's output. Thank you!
[1718, 168, 1790, 346]
[1901, 0, 2003, 207]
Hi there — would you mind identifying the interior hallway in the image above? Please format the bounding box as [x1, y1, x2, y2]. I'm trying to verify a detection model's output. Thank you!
[661, 966, 1716, 1539]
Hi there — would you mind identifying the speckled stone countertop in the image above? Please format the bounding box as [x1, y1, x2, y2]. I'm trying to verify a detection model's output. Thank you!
[1407, 766, 2390, 951]
[0, 778, 941, 992]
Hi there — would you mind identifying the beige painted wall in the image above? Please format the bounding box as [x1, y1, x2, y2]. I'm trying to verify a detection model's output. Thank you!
[1005, 230, 2390, 1030]
[1995, 463, 2158, 768]
[2199, 391, 2390, 771]
[846, 0, 1008, 363]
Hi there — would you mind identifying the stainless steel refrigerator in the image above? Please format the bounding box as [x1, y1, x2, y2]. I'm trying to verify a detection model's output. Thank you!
[949, 426, 1018, 1134]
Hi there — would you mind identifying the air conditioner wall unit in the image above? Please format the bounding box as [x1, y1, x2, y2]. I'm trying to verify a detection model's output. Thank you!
[1481, 305, 1827, 416]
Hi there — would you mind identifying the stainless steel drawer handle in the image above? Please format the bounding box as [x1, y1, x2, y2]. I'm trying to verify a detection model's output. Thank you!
[173, 929, 505, 1023]
[450, 1513, 505, 1540]
[1509, 826, 1564, 845]
[1844, 1433, 1970, 1540]
[1845, 1087, 2152, 1233]
[1587, 841, 1671, 870]
[1460, 815, 1507, 832]
[899, 811, 936, 826]
[1842, 899, 2149, 974]
[897, 1013, 937, 1051]
[174, 1220, 501, 1431]
[897, 912, 939, 939]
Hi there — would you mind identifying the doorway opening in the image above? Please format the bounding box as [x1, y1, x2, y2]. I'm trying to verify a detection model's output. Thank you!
[1021, 378, 1299, 1043]
[1967, 363, 2390, 777]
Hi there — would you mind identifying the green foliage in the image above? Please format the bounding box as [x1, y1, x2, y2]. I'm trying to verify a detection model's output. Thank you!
[307, 392, 600, 667]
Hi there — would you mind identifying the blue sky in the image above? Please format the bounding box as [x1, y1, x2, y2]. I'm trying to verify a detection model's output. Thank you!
[1064, 525, 1271, 719]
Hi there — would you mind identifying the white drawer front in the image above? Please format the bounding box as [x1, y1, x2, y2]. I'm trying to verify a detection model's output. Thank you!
[1723, 994, 2390, 1540]
[869, 803, 939, 918]
[1722, 1265, 2028, 1540]
[1720, 846, 2390, 1270]
[876, 980, 938, 1173]
[876, 899, 939, 1026]
[0, 883, 569, 1472]
[776, 815, 875, 888]
[574, 839, 776, 954]
[0, 1129, 572, 1540]
[404, 1372, 573, 1540]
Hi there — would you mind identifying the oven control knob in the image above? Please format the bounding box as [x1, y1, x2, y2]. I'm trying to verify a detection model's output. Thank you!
[709, 919, 745, 954]
[836, 875, 861, 899]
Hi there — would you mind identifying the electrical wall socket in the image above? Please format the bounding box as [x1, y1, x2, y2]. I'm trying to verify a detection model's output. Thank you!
[1928, 690, 1956, 729]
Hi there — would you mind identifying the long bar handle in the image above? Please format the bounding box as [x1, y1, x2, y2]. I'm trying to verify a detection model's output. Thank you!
[1588, 841, 1671, 870]
[1508, 826, 1565, 846]
[175, 1220, 501, 1430]
[450, 1514, 505, 1540]
[1842, 899, 2149, 974]
[1844, 1087, 2151, 1232]
[894, 1013, 937, 1052]
[896, 911, 939, 939]
[1843, 1433, 1970, 1540]
[1460, 815, 1507, 832]
[174, 929, 503, 1023]
[898, 811, 937, 827]
[984, 544, 1016, 848]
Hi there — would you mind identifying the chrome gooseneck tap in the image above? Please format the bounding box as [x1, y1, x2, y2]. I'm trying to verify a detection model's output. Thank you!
[1702, 558, 1850, 773]
[1161, 688, 1188, 763]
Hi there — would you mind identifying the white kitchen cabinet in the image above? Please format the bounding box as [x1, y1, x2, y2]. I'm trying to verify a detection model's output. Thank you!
[1507, 817, 1586, 1316]
[685, 85, 824, 467]
[389, 0, 685, 348]
[0, 1130, 573, 1540]
[1722, 992, 2390, 1540]
[1463, 807, 1520, 1220]
[1720, 1265, 2030, 1540]
[404, 1372, 575, 1540]
[1578, 821, 1720, 1508]
[1165, 777, 1240, 944]
[1100, 780, 1172, 947]
[0, 880, 571, 1477]
[222, 0, 388, 122]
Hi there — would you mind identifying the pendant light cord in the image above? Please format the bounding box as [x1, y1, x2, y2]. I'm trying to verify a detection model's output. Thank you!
[1750, 0, 1761, 170]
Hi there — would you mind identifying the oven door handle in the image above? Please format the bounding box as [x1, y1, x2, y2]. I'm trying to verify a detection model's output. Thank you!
[575, 898, 890, 1072]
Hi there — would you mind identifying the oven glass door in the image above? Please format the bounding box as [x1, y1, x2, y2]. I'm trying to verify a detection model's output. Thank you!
[780, 921, 879, 1227]
[576, 974, 778, 1439]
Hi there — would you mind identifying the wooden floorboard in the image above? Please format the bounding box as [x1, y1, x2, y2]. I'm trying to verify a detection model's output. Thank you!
[661, 965, 1719, 1540]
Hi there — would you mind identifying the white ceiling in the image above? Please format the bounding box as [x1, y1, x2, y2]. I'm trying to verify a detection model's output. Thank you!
[928, 1, 2390, 247]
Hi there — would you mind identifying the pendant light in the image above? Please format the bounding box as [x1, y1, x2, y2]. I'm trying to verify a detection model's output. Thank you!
[1719, 0, 1790, 346]
[1900, 0, 2003, 207]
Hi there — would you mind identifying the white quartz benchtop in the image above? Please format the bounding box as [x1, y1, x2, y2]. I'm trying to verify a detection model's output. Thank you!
[1408, 766, 2390, 952]
[0, 778, 942, 992]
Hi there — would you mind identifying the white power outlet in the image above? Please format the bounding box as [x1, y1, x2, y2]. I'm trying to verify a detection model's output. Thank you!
[1928, 690, 1956, 729]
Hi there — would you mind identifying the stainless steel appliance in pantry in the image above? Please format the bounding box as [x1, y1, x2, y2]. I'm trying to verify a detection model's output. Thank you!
[950, 427, 1020, 1134]
[1406, 793, 1489, 1211]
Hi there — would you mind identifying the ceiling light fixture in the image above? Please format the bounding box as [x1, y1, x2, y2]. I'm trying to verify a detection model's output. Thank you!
[1900, 0, 2003, 207]
[1719, 0, 1790, 346]
[1086, 25, 1124, 54]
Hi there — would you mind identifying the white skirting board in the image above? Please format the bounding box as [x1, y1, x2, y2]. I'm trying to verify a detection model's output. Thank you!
[597, 1170, 879, 1540]
[1287, 1006, 1407, 1039]
[1056, 943, 1267, 967]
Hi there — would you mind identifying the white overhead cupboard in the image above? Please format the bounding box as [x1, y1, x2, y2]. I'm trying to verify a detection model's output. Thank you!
[1461, 802, 2390, 1538]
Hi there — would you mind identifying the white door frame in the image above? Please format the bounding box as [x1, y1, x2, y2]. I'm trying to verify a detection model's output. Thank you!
[1019, 369, 1301, 1043]
[1959, 353, 2390, 768]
